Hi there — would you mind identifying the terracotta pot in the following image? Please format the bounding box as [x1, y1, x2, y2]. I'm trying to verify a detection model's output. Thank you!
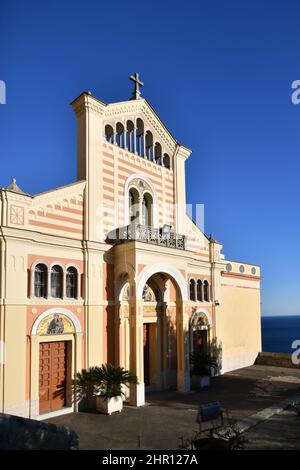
[194, 437, 231, 450]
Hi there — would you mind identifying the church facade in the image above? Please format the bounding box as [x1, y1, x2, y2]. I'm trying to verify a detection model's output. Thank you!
[0, 75, 261, 419]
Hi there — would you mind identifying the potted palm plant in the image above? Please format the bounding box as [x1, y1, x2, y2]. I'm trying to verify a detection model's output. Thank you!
[90, 364, 138, 415]
[190, 352, 218, 389]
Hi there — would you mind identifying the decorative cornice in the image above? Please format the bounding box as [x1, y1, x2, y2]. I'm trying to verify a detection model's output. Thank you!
[104, 100, 177, 154]
[221, 272, 261, 281]
[27, 298, 84, 306]
[3, 191, 32, 204]
[71, 94, 107, 117]
[176, 144, 192, 160]
[32, 181, 85, 205]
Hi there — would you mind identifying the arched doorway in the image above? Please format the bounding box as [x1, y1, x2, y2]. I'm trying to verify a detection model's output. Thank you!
[141, 280, 161, 388]
[30, 308, 83, 418]
[136, 264, 189, 396]
[115, 264, 189, 406]
[117, 277, 162, 390]
[189, 310, 212, 358]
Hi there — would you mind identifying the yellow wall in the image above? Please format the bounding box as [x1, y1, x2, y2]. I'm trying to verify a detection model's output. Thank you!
[2, 306, 27, 417]
[218, 276, 261, 373]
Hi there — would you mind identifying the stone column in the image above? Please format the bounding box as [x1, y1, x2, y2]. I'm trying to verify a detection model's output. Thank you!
[143, 134, 146, 158]
[161, 302, 169, 389]
[74, 332, 84, 411]
[156, 307, 163, 390]
[47, 270, 51, 299]
[138, 195, 143, 226]
[62, 267, 66, 299]
[133, 128, 136, 154]
[29, 335, 40, 419]
[114, 301, 121, 366]
[129, 282, 145, 406]
[176, 300, 190, 392]
[116, 302, 130, 370]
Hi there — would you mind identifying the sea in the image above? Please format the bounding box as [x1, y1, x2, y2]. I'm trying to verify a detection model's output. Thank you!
[262, 315, 300, 354]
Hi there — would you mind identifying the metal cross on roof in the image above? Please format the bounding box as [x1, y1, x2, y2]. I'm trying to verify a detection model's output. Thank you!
[129, 72, 144, 100]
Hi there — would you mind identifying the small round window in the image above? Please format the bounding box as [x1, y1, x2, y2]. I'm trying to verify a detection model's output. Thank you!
[226, 263, 232, 272]
[251, 267, 257, 275]
[239, 265, 245, 274]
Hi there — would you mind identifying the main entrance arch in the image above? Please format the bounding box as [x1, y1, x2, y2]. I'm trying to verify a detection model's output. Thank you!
[116, 264, 190, 407]
[136, 263, 187, 301]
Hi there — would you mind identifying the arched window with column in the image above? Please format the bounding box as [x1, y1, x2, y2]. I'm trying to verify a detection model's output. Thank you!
[197, 279, 203, 302]
[145, 131, 153, 160]
[189, 279, 196, 301]
[154, 142, 162, 165]
[66, 267, 78, 299]
[105, 124, 114, 144]
[129, 187, 140, 223]
[142, 192, 153, 226]
[203, 280, 210, 302]
[126, 120, 134, 152]
[34, 263, 47, 298]
[116, 122, 125, 148]
[136, 118, 144, 156]
[51, 265, 63, 298]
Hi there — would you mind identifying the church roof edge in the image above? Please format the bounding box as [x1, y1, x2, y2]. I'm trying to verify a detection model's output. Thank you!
[71, 91, 192, 152]
[186, 213, 211, 242]
[33, 179, 86, 197]
[70, 91, 107, 107]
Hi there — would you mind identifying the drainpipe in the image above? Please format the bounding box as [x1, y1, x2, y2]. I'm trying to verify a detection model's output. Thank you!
[209, 236, 217, 355]
[0, 188, 8, 412]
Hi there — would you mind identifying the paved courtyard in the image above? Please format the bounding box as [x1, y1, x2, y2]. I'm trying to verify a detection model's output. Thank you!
[46, 365, 300, 450]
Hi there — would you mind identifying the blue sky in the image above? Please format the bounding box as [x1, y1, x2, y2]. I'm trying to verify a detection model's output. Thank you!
[0, 0, 299, 315]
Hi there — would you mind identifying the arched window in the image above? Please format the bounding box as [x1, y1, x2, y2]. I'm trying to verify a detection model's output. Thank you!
[34, 263, 47, 298]
[163, 153, 170, 169]
[203, 280, 210, 302]
[126, 120, 134, 152]
[145, 131, 153, 160]
[51, 265, 63, 298]
[197, 279, 203, 302]
[66, 267, 78, 299]
[116, 122, 125, 148]
[142, 193, 153, 226]
[154, 142, 162, 165]
[189, 279, 196, 301]
[105, 124, 114, 144]
[136, 118, 144, 156]
[129, 188, 139, 223]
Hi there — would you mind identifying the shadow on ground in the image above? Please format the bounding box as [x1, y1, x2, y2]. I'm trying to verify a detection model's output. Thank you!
[46, 365, 300, 450]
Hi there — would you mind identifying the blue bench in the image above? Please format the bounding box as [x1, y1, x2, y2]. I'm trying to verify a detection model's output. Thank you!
[196, 402, 224, 435]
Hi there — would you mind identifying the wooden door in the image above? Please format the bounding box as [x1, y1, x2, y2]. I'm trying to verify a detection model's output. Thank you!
[193, 330, 208, 355]
[39, 341, 68, 414]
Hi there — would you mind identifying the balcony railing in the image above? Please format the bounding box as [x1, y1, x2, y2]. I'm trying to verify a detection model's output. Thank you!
[108, 224, 186, 251]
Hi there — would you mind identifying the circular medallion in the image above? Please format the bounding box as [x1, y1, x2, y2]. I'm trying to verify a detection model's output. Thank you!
[226, 263, 232, 272]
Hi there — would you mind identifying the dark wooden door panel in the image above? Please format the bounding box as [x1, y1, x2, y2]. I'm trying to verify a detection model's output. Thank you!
[39, 341, 68, 414]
